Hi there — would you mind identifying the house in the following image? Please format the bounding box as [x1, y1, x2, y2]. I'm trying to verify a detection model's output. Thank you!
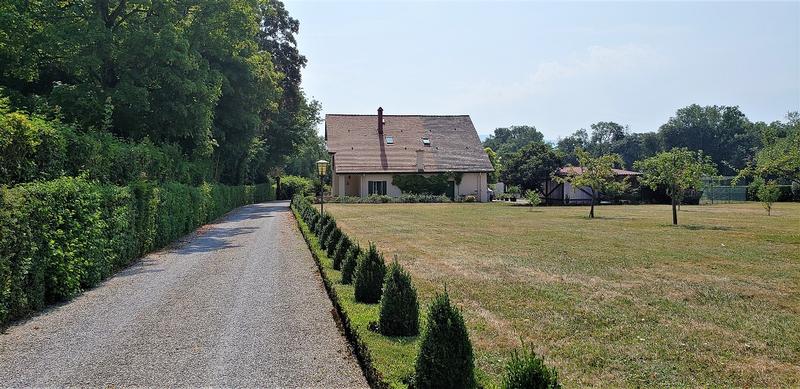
[542, 166, 642, 205]
[325, 108, 494, 202]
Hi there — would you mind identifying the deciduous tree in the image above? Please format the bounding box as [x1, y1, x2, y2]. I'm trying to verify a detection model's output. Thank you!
[634, 148, 717, 225]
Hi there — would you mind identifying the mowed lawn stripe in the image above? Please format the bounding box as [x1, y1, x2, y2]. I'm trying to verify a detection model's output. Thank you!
[327, 202, 800, 387]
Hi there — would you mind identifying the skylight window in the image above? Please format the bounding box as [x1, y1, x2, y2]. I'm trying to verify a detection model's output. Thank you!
[422, 137, 431, 146]
[385, 135, 394, 144]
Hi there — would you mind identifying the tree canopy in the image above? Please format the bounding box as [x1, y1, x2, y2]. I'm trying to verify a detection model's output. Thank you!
[634, 148, 717, 224]
[0, 0, 319, 186]
[499, 141, 563, 191]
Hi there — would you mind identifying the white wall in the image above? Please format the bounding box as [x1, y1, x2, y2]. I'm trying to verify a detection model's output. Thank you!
[333, 172, 489, 202]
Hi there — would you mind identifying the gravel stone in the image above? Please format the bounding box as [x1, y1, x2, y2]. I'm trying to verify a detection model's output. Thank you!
[0, 201, 367, 388]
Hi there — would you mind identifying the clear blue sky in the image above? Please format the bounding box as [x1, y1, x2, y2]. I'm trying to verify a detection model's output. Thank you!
[284, 1, 800, 141]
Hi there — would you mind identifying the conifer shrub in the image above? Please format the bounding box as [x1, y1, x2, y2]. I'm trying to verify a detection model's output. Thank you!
[354, 243, 386, 303]
[332, 234, 352, 270]
[319, 218, 336, 249]
[341, 244, 361, 284]
[379, 259, 419, 336]
[414, 291, 475, 389]
[314, 212, 330, 236]
[325, 227, 342, 257]
[502, 345, 560, 389]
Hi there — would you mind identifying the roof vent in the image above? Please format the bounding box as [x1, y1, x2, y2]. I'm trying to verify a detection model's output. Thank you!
[422, 137, 431, 146]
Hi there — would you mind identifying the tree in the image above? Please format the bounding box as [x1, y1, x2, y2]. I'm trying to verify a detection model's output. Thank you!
[740, 112, 800, 186]
[556, 149, 628, 218]
[500, 142, 563, 191]
[588, 121, 626, 156]
[752, 178, 781, 216]
[634, 148, 718, 225]
[483, 125, 546, 161]
[658, 105, 759, 175]
[485, 147, 500, 184]
[556, 129, 588, 165]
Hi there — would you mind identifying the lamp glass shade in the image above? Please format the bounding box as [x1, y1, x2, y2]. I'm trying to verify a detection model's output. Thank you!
[316, 160, 329, 176]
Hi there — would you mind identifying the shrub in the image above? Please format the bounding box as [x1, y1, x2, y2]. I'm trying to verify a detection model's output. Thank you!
[525, 190, 542, 207]
[379, 259, 419, 336]
[325, 227, 343, 257]
[341, 244, 361, 284]
[330, 194, 451, 203]
[502, 345, 560, 389]
[0, 177, 273, 326]
[354, 243, 387, 303]
[332, 234, 352, 270]
[315, 212, 331, 236]
[278, 175, 313, 200]
[319, 217, 337, 249]
[464, 195, 476, 202]
[414, 291, 475, 389]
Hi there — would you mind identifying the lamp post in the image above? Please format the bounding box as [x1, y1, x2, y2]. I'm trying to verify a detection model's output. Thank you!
[316, 160, 329, 214]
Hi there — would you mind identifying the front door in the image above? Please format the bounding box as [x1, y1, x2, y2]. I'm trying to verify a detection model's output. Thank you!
[446, 181, 455, 200]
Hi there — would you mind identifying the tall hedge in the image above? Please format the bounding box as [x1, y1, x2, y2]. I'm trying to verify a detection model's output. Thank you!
[379, 260, 419, 336]
[319, 218, 337, 250]
[0, 177, 274, 325]
[414, 291, 476, 389]
[353, 243, 386, 303]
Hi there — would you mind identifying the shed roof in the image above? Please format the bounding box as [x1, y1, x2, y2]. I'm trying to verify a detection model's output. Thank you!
[325, 114, 494, 174]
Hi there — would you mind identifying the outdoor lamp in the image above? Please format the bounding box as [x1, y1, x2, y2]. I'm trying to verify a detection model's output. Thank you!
[316, 160, 329, 176]
[316, 160, 329, 213]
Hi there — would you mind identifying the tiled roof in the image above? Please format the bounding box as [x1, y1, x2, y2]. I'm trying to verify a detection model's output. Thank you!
[325, 114, 494, 174]
[557, 167, 642, 176]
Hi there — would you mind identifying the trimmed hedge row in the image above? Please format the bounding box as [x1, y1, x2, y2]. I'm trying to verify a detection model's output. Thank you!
[291, 194, 562, 388]
[0, 107, 211, 187]
[0, 177, 274, 325]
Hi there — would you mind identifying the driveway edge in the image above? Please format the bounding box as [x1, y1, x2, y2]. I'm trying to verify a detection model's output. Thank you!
[290, 206, 388, 389]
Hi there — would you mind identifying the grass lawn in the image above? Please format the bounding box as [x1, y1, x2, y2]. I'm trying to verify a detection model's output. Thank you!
[326, 201, 800, 387]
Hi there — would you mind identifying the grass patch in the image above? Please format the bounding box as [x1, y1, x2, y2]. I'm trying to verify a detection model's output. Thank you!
[326, 202, 800, 387]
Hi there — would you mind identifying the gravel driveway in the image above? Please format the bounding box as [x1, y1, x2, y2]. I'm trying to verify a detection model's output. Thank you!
[0, 201, 367, 387]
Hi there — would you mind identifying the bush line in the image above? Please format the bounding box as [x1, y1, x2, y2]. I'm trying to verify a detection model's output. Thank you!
[289, 201, 388, 388]
[291, 194, 563, 388]
[0, 177, 274, 326]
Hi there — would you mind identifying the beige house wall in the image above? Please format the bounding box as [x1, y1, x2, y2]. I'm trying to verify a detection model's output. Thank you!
[332, 171, 489, 202]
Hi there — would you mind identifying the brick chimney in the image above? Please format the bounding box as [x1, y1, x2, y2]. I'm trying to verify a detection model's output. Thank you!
[377, 107, 384, 134]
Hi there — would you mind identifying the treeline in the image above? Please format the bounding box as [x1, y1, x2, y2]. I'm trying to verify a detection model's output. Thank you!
[0, 0, 319, 324]
[484, 105, 800, 193]
[0, 0, 321, 186]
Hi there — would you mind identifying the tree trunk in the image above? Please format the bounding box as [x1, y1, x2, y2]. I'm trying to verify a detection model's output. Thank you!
[671, 197, 678, 225]
[589, 191, 596, 218]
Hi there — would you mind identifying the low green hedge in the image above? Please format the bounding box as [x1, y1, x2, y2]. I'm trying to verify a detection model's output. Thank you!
[0, 177, 274, 325]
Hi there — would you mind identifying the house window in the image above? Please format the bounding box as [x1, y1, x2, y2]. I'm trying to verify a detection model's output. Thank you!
[368, 181, 387, 196]
[385, 135, 394, 144]
[422, 137, 431, 146]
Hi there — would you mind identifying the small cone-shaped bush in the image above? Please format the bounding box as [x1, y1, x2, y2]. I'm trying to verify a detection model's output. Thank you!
[414, 291, 475, 389]
[319, 219, 336, 249]
[332, 235, 352, 270]
[314, 212, 330, 235]
[325, 227, 342, 257]
[501, 345, 560, 389]
[354, 243, 386, 303]
[379, 259, 419, 336]
[341, 244, 361, 284]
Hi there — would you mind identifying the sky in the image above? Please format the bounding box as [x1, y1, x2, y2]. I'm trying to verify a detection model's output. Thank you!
[284, 1, 800, 141]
